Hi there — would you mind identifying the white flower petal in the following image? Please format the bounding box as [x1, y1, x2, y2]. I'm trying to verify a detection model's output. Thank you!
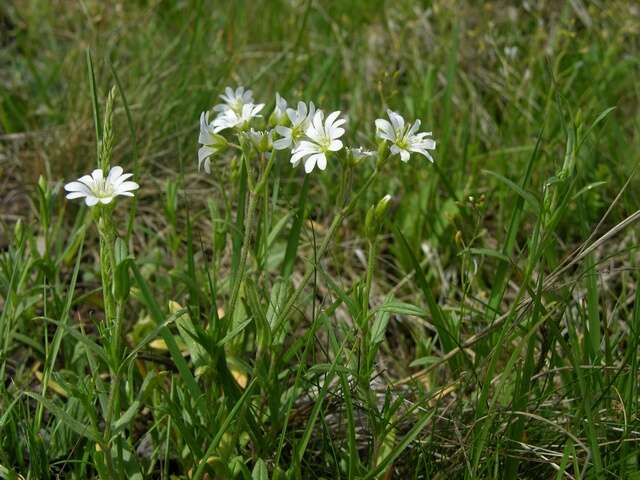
[85, 196, 99, 206]
[315, 153, 327, 171]
[66, 191, 88, 199]
[91, 169, 104, 182]
[328, 139, 343, 151]
[107, 166, 124, 183]
[387, 110, 405, 132]
[116, 181, 139, 193]
[64, 181, 90, 193]
[294, 140, 320, 154]
[273, 137, 292, 150]
[199, 146, 216, 163]
[304, 154, 318, 173]
[324, 111, 341, 130]
[290, 149, 310, 165]
[408, 119, 421, 136]
[112, 173, 133, 187]
[375, 119, 394, 139]
[330, 127, 345, 138]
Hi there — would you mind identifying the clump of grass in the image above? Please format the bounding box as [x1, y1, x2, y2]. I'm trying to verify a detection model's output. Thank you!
[2, 1, 640, 478]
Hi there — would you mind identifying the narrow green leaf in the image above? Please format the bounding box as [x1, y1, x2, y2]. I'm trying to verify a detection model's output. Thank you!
[282, 174, 309, 278]
[130, 262, 202, 400]
[25, 392, 100, 443]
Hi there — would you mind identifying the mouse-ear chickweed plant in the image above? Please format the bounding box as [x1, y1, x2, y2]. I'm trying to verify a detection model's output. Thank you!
[57, 81, 436, 479]
[197, 87, 436, 393]
[62, 86, 139, 477]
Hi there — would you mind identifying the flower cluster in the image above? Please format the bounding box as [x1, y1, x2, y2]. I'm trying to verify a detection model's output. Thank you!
[63, 85, 436, 208]
[197, 86, 436, 174]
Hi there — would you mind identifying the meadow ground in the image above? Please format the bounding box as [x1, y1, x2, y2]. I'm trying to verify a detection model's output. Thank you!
[1, 0, 640, 478]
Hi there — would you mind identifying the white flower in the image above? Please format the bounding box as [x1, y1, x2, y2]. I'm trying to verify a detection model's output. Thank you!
[273, 101, 315, 151]
[375, 110, 436, 162]
[212, 103, 264, 132]
[64, 166, 138, 207]
[271, 92, 288, 125]
[213, 86, 254, 114]
[347, 146, 374, 160]
[198, 112, 227, 173]
[290, 110, 345, 173]
[504, 46, 519, 60]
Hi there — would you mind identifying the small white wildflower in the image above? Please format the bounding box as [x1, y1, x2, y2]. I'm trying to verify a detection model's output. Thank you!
[290, 110, 345, 173]
[347, 146, 374, 160]
[504, 46, 519, 60]
[273, 101, 315, 151]
[198, 112, 227, 173]
[212, 103, 265, 133]
[213, 86, 254, 114]
[375, 110, 435, 163]
[64, 166, 138, 207]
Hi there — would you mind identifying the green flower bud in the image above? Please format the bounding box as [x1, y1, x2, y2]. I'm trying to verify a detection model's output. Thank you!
[13, 218, 23, 241]
[346, 147, 374, 167]
[365, 194, 393, 240]
[374, 194, 392, 221]
[364, 206, 376, 240]
[247, 129, 274, 153]
[376, 140, 390, 169]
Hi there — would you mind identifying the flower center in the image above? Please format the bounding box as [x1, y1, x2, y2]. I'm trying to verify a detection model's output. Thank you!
[394, 127, 411, 149]
[230, 100, 244, 114]
[318, 135, 332, 151]
[92, 180, 114, 198]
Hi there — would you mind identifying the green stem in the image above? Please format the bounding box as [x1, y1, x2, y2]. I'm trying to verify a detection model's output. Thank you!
[274, 169, 379, 331]
[361, 238, 377, 375]
[228, 189, 258, 320]
[227, 149, 277, 319]
[97, 208, 123, 477]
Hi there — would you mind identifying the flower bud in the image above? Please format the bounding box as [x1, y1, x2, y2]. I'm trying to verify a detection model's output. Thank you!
[454, 230, 464, 249]
[247, 129, 274, 153]
[13, 218, 23, 241]
[268, 92, 288, 128]
[374, 194, 392, 221]
[376, 140, 390, 169]
[346, 147, 373, 167]
[365, 194, 393, 240]
[38, 175, 47, 192]
[210, 133, 228, 151]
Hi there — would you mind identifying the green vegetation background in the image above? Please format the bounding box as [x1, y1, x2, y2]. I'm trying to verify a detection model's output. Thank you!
[1, 0, 640, 478]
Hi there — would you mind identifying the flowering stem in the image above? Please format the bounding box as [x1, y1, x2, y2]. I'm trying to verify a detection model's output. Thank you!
[96, 207, 127, 474]
[227, 149, 277, 319]
[255, 149, 276, 194]
[98, 213, 117, 331]
[227, 180, 258, 321]
[274, 168, 379, 330]
[360, 238, 377, 380]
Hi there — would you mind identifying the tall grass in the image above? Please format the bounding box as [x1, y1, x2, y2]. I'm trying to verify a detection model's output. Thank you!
[2, 1, 640, 478]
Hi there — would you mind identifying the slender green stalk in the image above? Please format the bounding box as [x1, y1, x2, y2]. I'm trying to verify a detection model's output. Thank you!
[274, 169, 379, 331]
[360, 238, 377, 378]
[227, 149, 276, 319]
[227, 191, 257, 319]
